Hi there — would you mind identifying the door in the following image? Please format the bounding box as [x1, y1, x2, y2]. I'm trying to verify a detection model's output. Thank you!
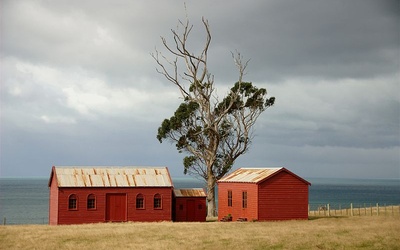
[106, 193, 127, 222]
[186, 199, 196, 221]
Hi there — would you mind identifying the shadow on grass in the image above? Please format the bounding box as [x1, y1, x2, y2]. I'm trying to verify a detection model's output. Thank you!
[308, 216, 349, 220]
[206, 217, 218, 222]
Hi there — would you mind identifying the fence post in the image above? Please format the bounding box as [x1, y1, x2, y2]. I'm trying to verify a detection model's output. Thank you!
[350, 203, 353, 216]
[3, 217, 5, 225]
[327, 204, 330, 217]
[376, 203, 379, 216]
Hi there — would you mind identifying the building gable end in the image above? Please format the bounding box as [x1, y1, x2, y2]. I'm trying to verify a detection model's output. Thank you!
[256, 168, 311, 186]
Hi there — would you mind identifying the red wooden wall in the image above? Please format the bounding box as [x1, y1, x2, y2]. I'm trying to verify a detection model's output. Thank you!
[258, 171, 309, 220]
[174, 197, 206, 222]
[52, 186, 173, 225]
[48, 173, 59, 225]
[218, 170, 309, 221]
[218, 183, 258, 222]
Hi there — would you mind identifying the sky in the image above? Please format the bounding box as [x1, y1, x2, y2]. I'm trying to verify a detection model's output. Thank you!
[1, 0, 399, 179]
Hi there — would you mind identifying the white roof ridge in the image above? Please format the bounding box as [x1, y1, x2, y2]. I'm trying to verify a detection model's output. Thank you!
[54, 166, 168, 168]
[240, 167, 283, 169]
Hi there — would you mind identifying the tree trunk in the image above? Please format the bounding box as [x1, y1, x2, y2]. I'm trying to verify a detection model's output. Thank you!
[206, 175, 216, 217]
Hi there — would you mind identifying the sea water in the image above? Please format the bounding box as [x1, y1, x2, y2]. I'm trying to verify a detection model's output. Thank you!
[0, 177, 399, 224]
[308, 178, 400, 210]
[0, 178, 49, 225]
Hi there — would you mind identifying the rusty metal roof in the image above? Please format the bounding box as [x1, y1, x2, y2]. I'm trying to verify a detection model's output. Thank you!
[218, 168, 283, 183]
[218, 167, 311, 185]
[174, 188, 206, 197]
[50, 166, 173, 187]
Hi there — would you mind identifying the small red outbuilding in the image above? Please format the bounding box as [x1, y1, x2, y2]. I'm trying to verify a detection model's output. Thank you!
[48, 166, 174, 225]
[217, 167, 311, 221]
[173, 188, 207, 222]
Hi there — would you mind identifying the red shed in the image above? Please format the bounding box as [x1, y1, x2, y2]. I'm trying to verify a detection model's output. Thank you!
[217, 167, 311, 221]
[173, 188, 207, 222]
[48, 166, 174, 225]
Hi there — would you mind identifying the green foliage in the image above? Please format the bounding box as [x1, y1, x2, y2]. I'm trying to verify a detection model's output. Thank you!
[157, 101, 199, 143]
[157, 81, 275, 178]
[183, 156, 197, 174]
[216, 82, 275, 115]
[153, 15, 276, 216]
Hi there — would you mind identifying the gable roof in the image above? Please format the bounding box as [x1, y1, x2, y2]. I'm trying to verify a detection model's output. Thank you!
[217, 167, 311, 185]
[174, 188, 206, 197]
[49, 166, 173, 187]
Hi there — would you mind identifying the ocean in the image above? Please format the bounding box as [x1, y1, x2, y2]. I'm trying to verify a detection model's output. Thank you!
[0, 177, 399, 225]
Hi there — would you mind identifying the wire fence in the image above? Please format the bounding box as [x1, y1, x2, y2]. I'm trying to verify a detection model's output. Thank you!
[2, 203, 399, 224]
[308, 203, 400, 217]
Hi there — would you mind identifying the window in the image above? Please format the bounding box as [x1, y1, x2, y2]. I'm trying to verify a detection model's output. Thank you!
[136, 194, 144, 209]
[242, 191, 247, 208]
[87, 194, 96, 210]
[68, 194, 77, 210]
[154, 194, 162, 209]
[228, 190, 232, 207]
[198, 204, 203, 210]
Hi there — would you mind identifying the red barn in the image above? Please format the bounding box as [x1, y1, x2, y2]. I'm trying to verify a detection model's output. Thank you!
[173, 188, 207, 222]
[48, 166, 174, 225]
[217, 167, 311, 221]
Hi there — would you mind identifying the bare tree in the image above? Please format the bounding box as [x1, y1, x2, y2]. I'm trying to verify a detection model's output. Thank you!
[152, 16, 275, 217]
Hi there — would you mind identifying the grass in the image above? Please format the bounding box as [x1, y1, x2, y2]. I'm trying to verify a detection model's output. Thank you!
[1, 216, 399, 249]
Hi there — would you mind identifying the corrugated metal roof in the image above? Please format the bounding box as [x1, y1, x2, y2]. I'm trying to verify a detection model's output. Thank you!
[51, 166, 173, 187]
[174, 188, 206, 197]
[218, 168, 283, 183]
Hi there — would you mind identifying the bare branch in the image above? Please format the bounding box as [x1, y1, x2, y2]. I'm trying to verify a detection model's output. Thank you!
[151, 49, 190, 98]
[232, 51, 250, 84]
[153, 11, 274, 217]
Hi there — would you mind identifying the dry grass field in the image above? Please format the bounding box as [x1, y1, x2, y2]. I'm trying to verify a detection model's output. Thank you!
[1, 216, 399, 250]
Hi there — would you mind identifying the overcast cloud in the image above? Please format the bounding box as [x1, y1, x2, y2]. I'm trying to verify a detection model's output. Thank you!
[1, 0, 399, 179]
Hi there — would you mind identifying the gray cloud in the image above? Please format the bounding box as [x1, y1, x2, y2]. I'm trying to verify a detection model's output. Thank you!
[209, 0, 399, 82]
[1, 0, 399, 178]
